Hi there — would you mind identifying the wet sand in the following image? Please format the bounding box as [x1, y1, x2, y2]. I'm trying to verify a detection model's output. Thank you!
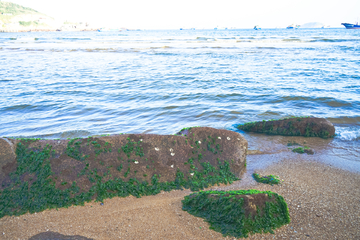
[1, 135, 360, 239]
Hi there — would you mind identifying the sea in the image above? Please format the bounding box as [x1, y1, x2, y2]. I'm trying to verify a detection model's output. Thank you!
[1, 28, 359, 171]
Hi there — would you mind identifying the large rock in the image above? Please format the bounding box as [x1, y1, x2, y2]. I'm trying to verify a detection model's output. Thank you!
[182, 189, 290, 238]
[237, 117, 335, 139]
[0, 127, 247, 218]
[29, 232, 93, 240]
[0, 138, 17, 184]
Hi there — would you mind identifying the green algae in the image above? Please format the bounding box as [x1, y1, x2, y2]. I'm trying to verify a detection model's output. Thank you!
[177, 126, 201, 136]
[291, 146, 313, 155]
[182, 190, 290, 238]
[0, 138, 239, 219]
[253, 173, 281, 185]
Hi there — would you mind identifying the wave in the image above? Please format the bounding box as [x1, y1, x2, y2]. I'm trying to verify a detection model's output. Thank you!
[196, 37, 215, 41]
[150, 46, 172, 49]
[282, 38, 302, 42]
[257, 47, 277, 49]
[8, 130, 93, 140]
[328, 116, 360, 125]
[152, 52, 177, 55]
[8, 37, 40, 41]
[310, 38, 360, 43]
[335, 126, 360, 141]
[57, 37, 92, 41]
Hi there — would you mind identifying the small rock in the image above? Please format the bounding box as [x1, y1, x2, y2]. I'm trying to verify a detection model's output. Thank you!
[304, 149, 314, 155]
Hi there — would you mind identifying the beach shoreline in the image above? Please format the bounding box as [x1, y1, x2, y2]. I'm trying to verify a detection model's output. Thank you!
[1, 140, 359, 240]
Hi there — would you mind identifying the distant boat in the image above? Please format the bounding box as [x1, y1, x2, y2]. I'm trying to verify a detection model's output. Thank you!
[254, 25, 261, 30]
[97, 28, 120, 32]
[286, 24, 300, 29]
[341, 22, 360, 29]
[214, 27, 228, 30]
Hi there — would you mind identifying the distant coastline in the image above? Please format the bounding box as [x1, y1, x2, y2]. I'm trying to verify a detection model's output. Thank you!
[0, 1, 98, 33]
[0, 28, 99, 33]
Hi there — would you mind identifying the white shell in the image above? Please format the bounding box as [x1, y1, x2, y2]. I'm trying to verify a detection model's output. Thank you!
[140, 139, 143, 142]
[237, 138, 240, 140]
[171, 153, 175, 156]
[218, 137, 221, 139]
[169, 148, 173, 152]
[155, 147, 159, 151]
[198, 141, 201, 144]
[190, 173, 194, 176]
[134, 161, 139, 164]
[171, 165, 174, 168]
[227, 137, 231, 140]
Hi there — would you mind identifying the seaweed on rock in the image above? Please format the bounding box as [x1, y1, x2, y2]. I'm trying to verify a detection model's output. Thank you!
[0, 139, 239, 218]
[252, 173, 281, 185]
[236, 117, 335, 139]
[182, 190, 290, 238]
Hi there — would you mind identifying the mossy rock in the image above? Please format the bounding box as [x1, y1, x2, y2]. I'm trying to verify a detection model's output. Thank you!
[253, 173, 281, 185]
[0, 127, 248, 218]
[292, 147, 314, 155]
[237, 117, 335, 139]
[182, 190, 290, 238]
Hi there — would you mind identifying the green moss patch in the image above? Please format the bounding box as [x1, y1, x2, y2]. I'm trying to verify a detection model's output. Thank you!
[182, 190, 290, 238]
[252, 173, 281, 185]
[176, 126, 201, 136]
[291, 146, 314, 155]
[0, 135, 240, 218]
[292, 147, 305, 154]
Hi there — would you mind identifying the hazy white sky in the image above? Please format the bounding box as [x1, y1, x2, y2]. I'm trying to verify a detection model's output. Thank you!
[5, 0, 360, 29]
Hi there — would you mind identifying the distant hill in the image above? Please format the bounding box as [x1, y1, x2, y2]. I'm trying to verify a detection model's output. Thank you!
[0, 1, 56, 31]
[0, 1, 40, 15]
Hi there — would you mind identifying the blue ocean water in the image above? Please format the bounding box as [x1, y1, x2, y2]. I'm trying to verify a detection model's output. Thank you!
[0, 29, 359, 145]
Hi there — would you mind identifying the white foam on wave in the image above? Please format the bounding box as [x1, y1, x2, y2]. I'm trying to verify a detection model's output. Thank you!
[15, 37, 37, 41]
[335, 126, 360, 141]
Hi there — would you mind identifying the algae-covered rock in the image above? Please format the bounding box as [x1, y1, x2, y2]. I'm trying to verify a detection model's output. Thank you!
[182, 190, 290, 238]
[237, 117, 335, 139]
[253, 173, 281, 185]
[0, 127, 247, 218]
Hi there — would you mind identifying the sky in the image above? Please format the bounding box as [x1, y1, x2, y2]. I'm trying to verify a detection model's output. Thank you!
[4, 0, 360, 29]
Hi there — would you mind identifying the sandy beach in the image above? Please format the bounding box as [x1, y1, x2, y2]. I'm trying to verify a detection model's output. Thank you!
[1, 134, 359, 240]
